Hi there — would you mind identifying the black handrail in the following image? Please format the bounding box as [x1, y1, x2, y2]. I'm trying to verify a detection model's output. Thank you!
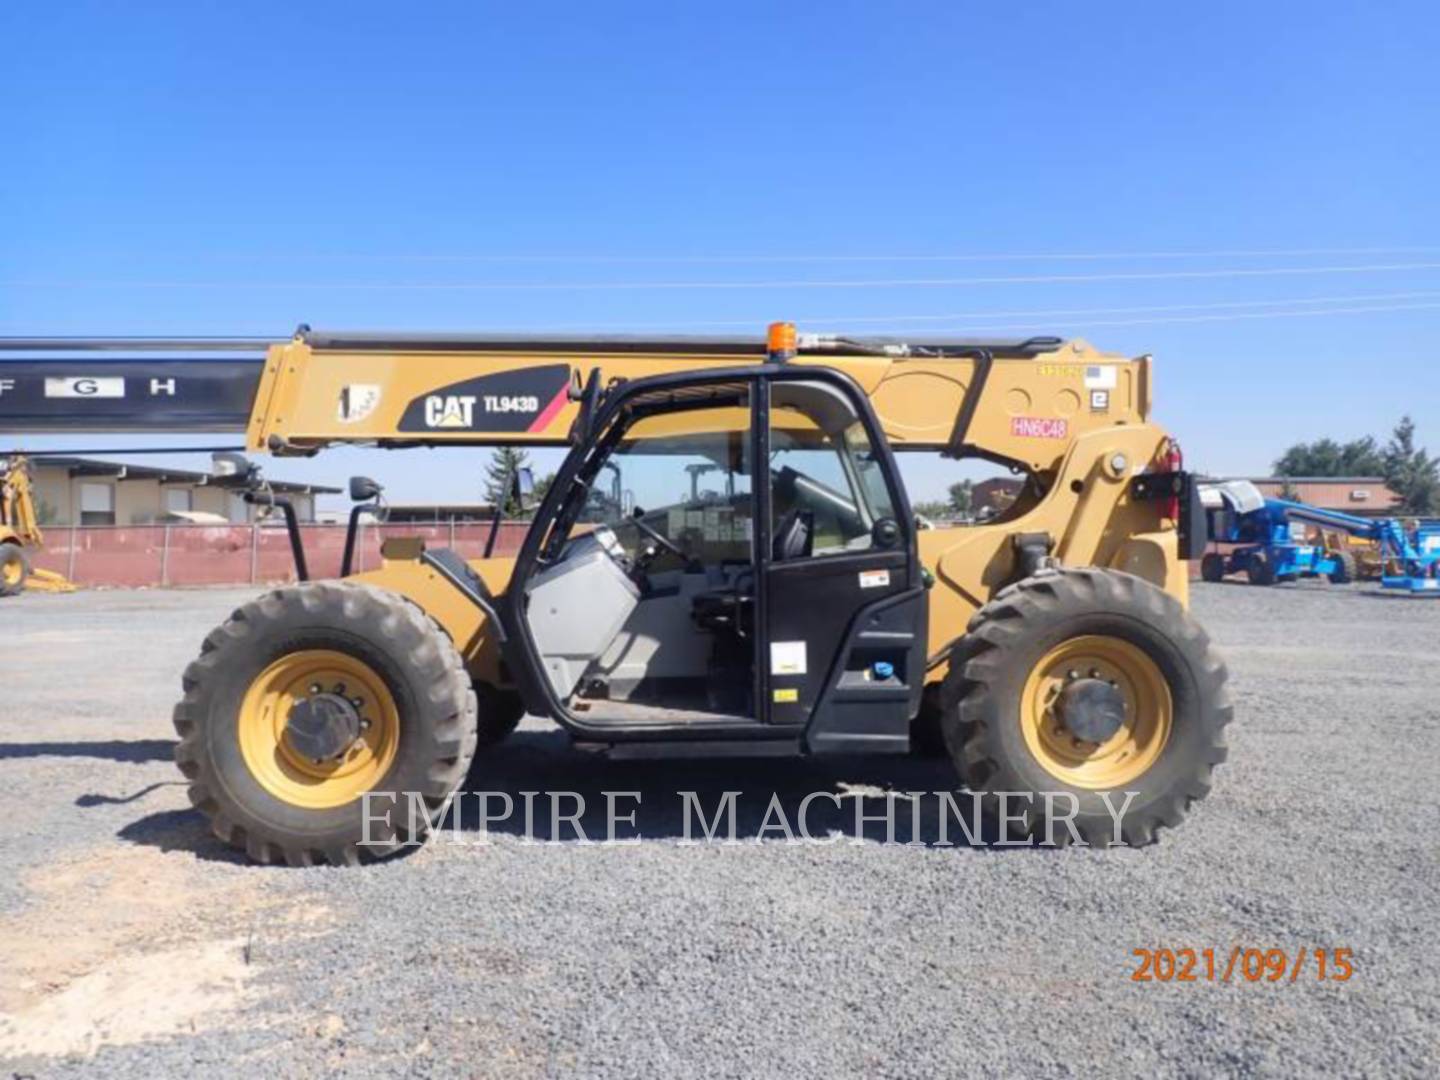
[244, 492, 309, 582]
[340, 504, 379, 578]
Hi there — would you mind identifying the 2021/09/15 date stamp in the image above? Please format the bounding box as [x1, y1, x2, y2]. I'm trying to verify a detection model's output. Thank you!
[1131, 947, 1354, 983]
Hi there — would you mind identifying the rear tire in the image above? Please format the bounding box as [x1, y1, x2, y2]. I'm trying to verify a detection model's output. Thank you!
[1246, 551, 1275, 586]
[0, 542, 29, 597]
[940, 568, 1231, 846]
[1327, 550, 1356, 584]
[173, 582, 478, 866]
[1200, 553, 1225, 583]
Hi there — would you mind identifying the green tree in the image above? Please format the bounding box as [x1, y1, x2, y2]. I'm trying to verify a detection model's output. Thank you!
[484, 446, 531, 517]
[947, 480, 973, 516]
[1272, 436, 1385, 477]
[912, 499, 950, 520]
[1382, 415, 1439, 514]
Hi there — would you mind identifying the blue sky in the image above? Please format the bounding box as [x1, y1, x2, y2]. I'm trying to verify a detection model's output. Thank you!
[2, 1, 1437, 507]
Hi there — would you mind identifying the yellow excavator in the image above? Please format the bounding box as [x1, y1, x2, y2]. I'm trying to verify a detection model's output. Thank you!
[0, 455, 76, 597]
[0, 323, 1231, 862]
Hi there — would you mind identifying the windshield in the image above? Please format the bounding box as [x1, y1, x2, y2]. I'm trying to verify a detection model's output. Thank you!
[563, 415, 754, 567]
[545, 378, 901, 564]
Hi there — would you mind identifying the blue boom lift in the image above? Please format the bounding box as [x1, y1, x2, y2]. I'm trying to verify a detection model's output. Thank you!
[1199, 480, 1440, 594]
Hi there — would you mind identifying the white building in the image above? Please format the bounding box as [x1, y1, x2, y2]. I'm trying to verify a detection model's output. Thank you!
[29, 456, 338, 526]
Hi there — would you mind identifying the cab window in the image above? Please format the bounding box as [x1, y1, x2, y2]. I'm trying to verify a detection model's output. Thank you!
[574, 406, 753, 569]
[769, 381, 896, 557]
[844, 419, 898, 525]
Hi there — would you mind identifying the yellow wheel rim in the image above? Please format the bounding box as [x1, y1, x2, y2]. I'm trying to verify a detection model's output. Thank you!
[237, 650, 400, 809]
[1020, 635, 1172, 789]
[1, 554, 21, 586]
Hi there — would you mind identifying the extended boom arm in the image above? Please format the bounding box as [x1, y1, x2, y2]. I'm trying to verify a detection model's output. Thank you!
[0, 326, 1155, 483]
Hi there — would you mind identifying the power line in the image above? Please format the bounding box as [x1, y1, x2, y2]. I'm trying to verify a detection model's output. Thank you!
[6, 262, 1440, 292]
[566, 291, 1440, 329]
[14, 245, 1440, 264]
[4, 294, 1436, 340]
[872, 300, 1440, 333]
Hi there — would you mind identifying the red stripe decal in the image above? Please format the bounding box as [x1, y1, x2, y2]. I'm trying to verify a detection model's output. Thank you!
[528, 381, 571, 433]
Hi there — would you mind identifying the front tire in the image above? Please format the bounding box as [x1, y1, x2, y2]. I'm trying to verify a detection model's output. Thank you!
[173, 582, 478, 866]
[1200, 553, 1225, 583]
[0, 542, 29, 597]
[940, 569, 1231, 846]
[1246, 551, 1275, 586]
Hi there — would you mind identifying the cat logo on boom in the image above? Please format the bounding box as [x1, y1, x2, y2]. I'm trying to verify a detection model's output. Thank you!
[422, 392, 542, 429]
[397, 364, 571, 434]
[424, 394, 478, 429]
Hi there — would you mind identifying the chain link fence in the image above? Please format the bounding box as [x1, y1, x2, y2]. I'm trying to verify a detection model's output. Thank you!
[25, 521, 530, 588]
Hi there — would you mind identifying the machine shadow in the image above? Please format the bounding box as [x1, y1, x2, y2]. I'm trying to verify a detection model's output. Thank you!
[117, 807, 252, 865]
[448, 727, 1006, 847]
[114, 726, 1015, 863]
[0, 738, 177, 763]
[76, 780, 186, 806]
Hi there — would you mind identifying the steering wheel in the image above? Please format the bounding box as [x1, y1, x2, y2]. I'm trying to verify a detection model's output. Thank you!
[628, 507, 689, 564]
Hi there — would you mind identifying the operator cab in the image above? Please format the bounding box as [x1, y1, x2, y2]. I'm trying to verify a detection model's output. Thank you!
[511, 369, 928, 749]
[525, 405, 756, 724]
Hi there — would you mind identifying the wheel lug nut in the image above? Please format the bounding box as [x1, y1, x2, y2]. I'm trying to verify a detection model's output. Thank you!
[351, 697, 364, 708]
[333, 683, 346, 695]
[308, 684, 322, 695]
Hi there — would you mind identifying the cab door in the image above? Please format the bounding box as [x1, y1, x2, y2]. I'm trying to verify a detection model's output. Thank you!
[758, 372, 928, 753]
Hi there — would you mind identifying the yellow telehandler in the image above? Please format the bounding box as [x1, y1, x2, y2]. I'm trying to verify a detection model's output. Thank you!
[0, 455, 76, 597]
[0, 324, 1230, 861]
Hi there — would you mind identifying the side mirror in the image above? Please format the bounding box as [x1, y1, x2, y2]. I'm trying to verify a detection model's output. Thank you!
[872, 517, 901, 549]
[568, 368, 603, 445]
[514, 467, 535, 507]
[349, 475, 383, 502]
[212, 452, 255, 482]
[509, 466, 538, 512]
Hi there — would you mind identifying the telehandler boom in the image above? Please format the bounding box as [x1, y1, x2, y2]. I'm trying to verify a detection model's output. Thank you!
[0, 323, 1230, 862]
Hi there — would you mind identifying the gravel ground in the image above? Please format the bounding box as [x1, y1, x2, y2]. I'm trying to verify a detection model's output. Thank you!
[0, 582, 1436, 1077]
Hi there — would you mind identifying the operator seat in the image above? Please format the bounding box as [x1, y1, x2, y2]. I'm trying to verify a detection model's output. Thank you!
[690, 509, 813, 639]
[772, 509, 814, 561]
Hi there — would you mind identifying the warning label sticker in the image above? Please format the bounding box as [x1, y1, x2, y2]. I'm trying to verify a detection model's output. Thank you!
[1010, 416, 1069, 439]
[770, 640, 807, 676]
[1084, 365, 1118, 389]
[337, 384, 382, 423]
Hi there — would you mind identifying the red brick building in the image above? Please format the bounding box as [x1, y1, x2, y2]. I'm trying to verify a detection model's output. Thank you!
[971, 477, 1023, 517]
[1242, 477, 1400, 516]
